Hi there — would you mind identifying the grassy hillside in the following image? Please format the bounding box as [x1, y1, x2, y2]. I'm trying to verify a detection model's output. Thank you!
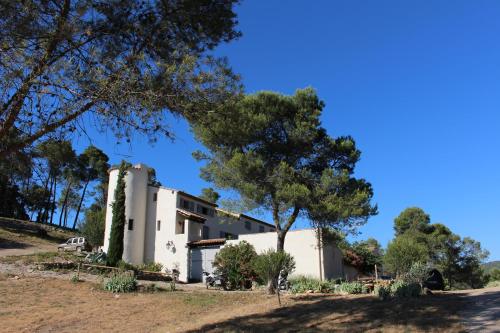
[483, 261, 500, 274]
[0, 217, 76, 250]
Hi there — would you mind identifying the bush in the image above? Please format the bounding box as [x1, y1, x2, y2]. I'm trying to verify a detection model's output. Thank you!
[486, 280, 500, 288]
[104, 272, 137, 293]
[338, 281, 367, 294]
[253, 249, 295, 294]
[137, 262, 163, 272]
[116, 260, 136, 272]
[403, 262, 428, 288]
[289, 276, 321, 294]
[213, 241, 258, 290]
[70, 274, 80, 283]
[374, 285, 391, 300]
[390, 280, 421, 298]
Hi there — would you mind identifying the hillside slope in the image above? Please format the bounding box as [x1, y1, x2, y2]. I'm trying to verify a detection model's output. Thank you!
[483, 261, 500, 273]
[0, 217, 76, 256]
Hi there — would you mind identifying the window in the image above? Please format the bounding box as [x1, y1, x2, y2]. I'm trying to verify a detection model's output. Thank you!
[202, 226, 210, 239]
[219, 231, 237, 240]
[78, 237, 84, 243]
[176, 220, 185, 234]
[259, 225, 265, 233]
[208, 208, 215, 217]
[71, 238, 77, 244]
[128, 219, 134, 230]
[180, 198, 195, 211]
[157, 220, 161, 231]
[153, 193, 157, 202]
[244, 220, 251, 231]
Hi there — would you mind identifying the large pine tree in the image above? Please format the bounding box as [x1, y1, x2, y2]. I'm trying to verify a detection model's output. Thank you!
[106, 161, 130, 266]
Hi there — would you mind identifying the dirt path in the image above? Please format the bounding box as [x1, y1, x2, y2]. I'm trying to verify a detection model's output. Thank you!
[0, 244, 56, 257]
[459, 287, 500, 332]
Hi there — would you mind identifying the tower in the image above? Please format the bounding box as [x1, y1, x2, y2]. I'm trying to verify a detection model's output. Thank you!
[103, 163, 149, 264]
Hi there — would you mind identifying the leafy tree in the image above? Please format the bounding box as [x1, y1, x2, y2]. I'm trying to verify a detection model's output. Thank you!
[488, 268, 500, 282]
[23, 184, 50, 221]
[107, 161, 129, 266]
[254, 249, 295, 301]
[0, 0, 242, 156]
[387, 207, 490, 289]
[199, 187, 220, 204]
[0, 181, 28, 219]
[36, 139, 76, 224]
[394, 207, 431, 236]
[349, 239, 384, 274]
[384, 234, 429, 276]
[72, 146, 109, 228]
[212, 241, 258, 290]
[79, 203, 106, 249]
[192, 88, 377, 251]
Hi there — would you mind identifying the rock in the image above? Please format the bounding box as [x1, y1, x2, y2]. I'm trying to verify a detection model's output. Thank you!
[114, 294, 120, 299]
[14, 275, 20, 280]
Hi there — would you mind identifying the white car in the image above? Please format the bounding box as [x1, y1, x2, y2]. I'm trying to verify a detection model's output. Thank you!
[58, 237, 89, 252]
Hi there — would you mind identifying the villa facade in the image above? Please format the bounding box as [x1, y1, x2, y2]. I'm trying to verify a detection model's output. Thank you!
[103, 163, 345, 282]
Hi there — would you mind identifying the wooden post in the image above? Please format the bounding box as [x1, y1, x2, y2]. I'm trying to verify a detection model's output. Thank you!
[374, 264, 378, 281]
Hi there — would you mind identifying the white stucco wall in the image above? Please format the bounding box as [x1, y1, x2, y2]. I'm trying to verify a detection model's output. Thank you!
[144, 187, 191, 282]
[122, 165, 148, 264]
[103, 169, 119, 253]
[103, 164, 149, 265]
[226, 229, 343, 280]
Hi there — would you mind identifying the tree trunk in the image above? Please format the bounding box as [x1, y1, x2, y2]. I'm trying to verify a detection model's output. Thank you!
[49, 177, 57, 225]
[277, 231, 286, 252]
[58, 181, 72, 226]
[42, 175, 54, 223]
[73, 179, 89, 229]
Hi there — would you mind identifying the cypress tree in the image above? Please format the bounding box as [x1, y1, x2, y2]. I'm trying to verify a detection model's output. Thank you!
[107, 161, 130, 266]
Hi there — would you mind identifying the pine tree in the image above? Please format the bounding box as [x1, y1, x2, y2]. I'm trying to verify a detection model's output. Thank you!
[107, 161, 130, 266]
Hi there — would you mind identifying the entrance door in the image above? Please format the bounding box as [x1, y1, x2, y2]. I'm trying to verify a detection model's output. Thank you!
[189, 246, 220, 282]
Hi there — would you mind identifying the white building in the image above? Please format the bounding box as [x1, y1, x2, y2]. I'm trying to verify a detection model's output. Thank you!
[103, 163, 345, 282]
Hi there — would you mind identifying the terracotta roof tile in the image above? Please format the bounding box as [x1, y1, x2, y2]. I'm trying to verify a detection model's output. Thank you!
[188, 238, 226, 247]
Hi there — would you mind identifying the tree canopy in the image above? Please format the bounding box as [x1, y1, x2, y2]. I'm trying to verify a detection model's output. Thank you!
[0, 0, 242, 156]
[199, 187, 220, 204]
[384, 207, 490, 288]
[394, 207, 431, 236]
[192, 88, 377, 250]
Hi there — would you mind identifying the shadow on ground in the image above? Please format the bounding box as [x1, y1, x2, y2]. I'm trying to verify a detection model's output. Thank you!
[187, 292, 470, 333]
[0, 236, 30, 249]
[460, 289, 500, 332]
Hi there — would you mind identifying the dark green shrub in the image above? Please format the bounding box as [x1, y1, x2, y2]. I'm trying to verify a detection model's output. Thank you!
[390, 280, 421, 298]
[117, 260, 136, 272]
[253, 249, 295, 294]
[374, 285, 391, 300]
[338, 281, 367, 294]
[104, 272, 137, 292]
[289, 275, 321, 294]
[138, 262, 163, 272]
[212, 241, 258, 290]
[107, 162, 130, 266]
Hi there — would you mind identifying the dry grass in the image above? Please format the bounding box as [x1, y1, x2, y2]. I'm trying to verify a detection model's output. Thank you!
[0, 251, 82, 264]
[0, 276, 470, 333]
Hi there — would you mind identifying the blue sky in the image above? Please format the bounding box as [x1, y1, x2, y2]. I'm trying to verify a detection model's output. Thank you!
[75, 1, 500, 260]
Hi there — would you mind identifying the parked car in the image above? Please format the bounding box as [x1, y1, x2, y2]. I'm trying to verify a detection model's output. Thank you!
[58, 237, 90, 252]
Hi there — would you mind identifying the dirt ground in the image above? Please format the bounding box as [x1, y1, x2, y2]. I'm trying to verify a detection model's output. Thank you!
[0, 220, 493, 332]
[0, 265, 473, 333]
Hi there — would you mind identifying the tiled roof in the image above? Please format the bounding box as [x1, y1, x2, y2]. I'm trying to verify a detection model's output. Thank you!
[187, 238, 226, 247]
[177, 209, 206, 223]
